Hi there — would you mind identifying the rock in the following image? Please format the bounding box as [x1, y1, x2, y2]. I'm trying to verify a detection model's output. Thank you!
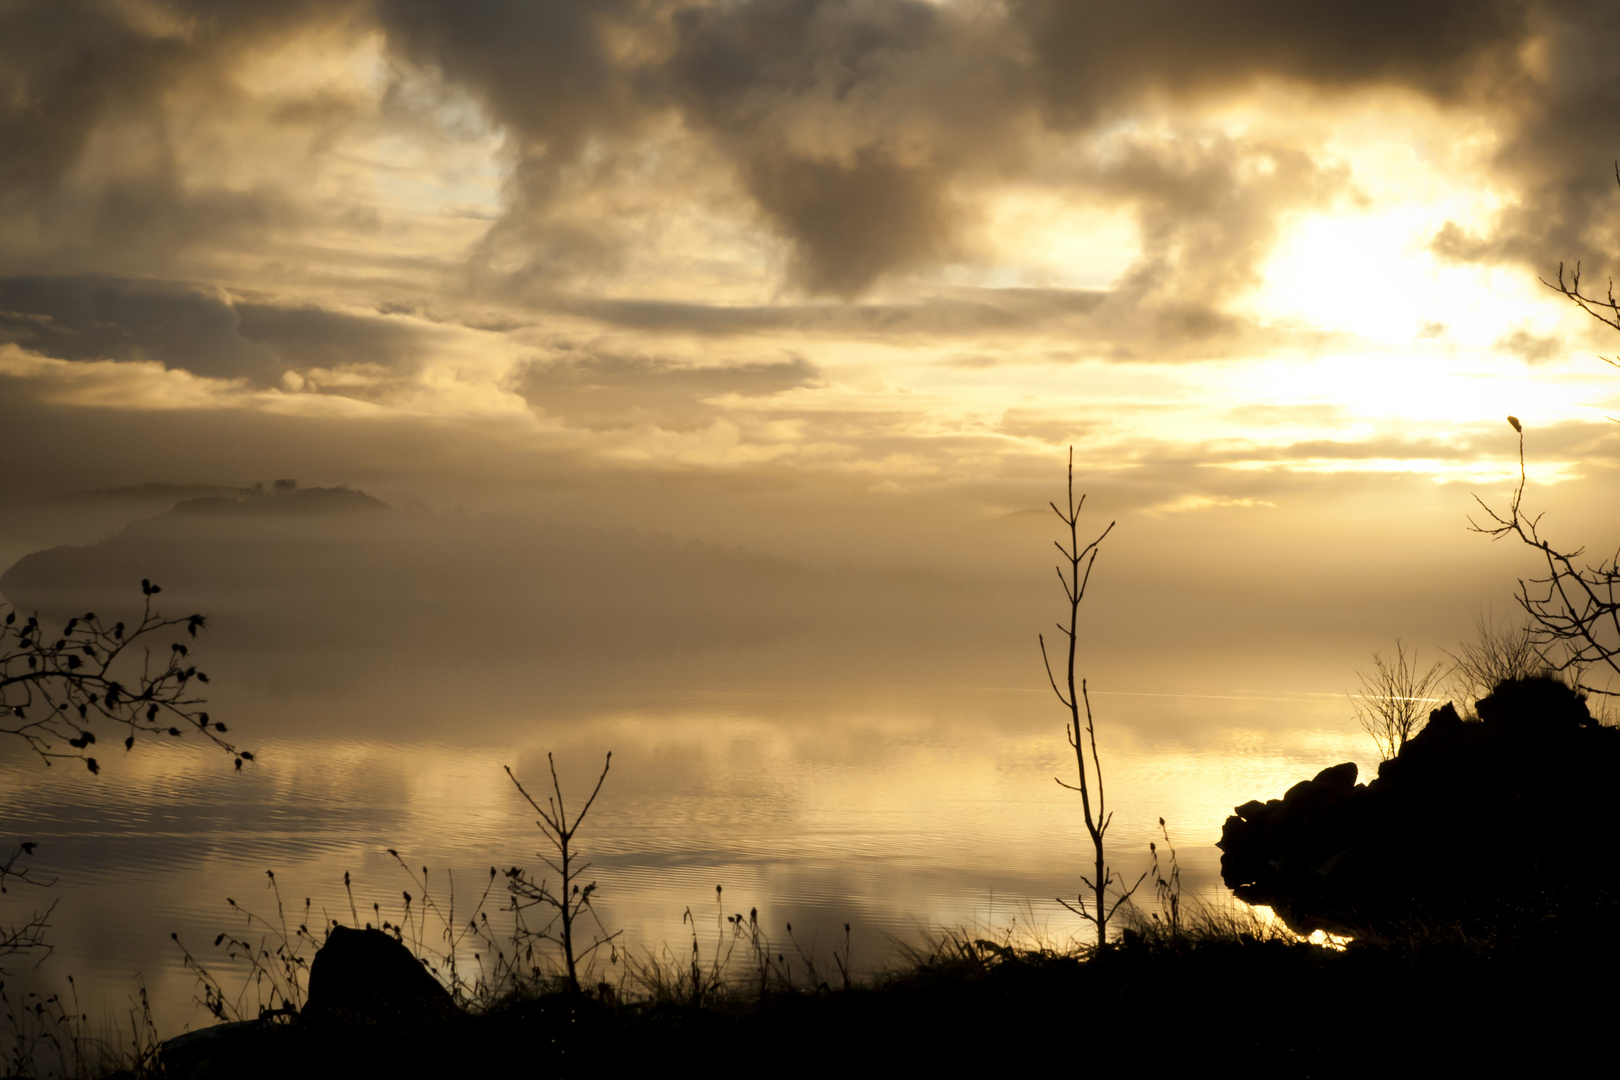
[1312, 762, 1358, 788]
[1424, 701, 1463, 734]
[303, 925, 454, 1028]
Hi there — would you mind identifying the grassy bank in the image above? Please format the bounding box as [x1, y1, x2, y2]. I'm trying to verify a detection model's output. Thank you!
[9, 899, 1613, 1079]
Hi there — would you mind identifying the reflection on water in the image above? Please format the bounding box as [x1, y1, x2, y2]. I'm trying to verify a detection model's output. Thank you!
[0, 682, 1372, 1034]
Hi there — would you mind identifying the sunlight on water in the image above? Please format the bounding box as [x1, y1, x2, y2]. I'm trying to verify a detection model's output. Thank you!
[0, 682, 1374, 1033]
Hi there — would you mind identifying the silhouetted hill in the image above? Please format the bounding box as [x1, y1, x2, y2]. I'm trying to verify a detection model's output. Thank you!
[0, 483, 1038, 739]
[0, 484, 1011, 703]
[0, 486, 836, 657]
[172, 486, 390, 516]
[1219, 675, 1620, 936]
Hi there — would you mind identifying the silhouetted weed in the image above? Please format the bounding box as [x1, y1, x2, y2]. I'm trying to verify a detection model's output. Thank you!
[1148, 817, 1181, 936]
[172, 870, 318, 1022]
[174, 854, 534, 1026]
[0, 973, 157, 1080]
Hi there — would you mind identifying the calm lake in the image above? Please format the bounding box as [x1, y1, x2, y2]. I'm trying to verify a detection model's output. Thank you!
[2, 678, 1371, 1036]
[0, 492, 1396, 1037]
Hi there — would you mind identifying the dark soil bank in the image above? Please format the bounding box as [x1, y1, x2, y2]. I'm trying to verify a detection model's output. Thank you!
[154, 934, 1612, 1080]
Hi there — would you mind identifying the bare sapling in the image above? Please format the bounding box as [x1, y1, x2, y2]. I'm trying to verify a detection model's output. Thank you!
[1350, 639, 1446, 760]
[504, 752, 622, 994]
[1040, 448, 1144, 946]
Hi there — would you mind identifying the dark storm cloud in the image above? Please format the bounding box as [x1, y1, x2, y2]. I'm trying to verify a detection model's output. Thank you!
[376, 0, 633, 148]
[0, 275, 433, 385]
[661, 1, 1618, 303]
[0, 275, 278, 381]
[369, 0, 1029, 296]
[0, 6, 175, 195]
[0, 0, 366, 186]
[1430, 2, 1620, 275]
[516, 350, 820, 430]
[739, 148, 956, 296]
[0, 1, 363, 268]
[646, 0, 1539, 298]
[374, 0, 648, 288]
[565, 281, 1319, 363]
[571, 287, 1106, 337]
[660, 0, 1025, 296]
[5, 0, 1620, 312]
[1010, 0, 1526, 127]
[233, 301, 428, 372]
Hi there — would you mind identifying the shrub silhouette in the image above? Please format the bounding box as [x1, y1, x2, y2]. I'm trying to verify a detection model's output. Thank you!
[1350, 638, 1445, 760]
[1444, 611, 1544, 715]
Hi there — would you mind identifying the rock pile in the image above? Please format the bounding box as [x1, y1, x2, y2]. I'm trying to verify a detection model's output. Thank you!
[1219, 675, 1620, 935]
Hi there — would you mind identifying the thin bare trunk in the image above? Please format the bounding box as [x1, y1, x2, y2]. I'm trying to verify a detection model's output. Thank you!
[1040, 448, 1143, 945]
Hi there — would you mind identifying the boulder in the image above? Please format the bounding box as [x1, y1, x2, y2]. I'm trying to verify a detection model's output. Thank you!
[303, 925, 454, 1028]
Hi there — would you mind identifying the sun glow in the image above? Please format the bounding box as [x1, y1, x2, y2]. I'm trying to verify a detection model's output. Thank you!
[1220, 350, 1594, 428]
[1254, 206, 1545, 348]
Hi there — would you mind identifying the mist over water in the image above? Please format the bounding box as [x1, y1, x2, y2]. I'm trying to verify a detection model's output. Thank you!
[2, 489, 1379, 1033]
[1, 682, 1368, 1035]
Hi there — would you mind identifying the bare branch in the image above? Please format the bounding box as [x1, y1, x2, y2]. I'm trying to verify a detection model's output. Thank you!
[1038, 635, 1073, 709]
[0, 844, 56, 974]
[1, 582, 242, 773]
[1471, 416, 1620, 699]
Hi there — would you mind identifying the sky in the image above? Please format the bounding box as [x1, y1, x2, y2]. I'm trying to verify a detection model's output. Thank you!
[3, 0, 1620, 699]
